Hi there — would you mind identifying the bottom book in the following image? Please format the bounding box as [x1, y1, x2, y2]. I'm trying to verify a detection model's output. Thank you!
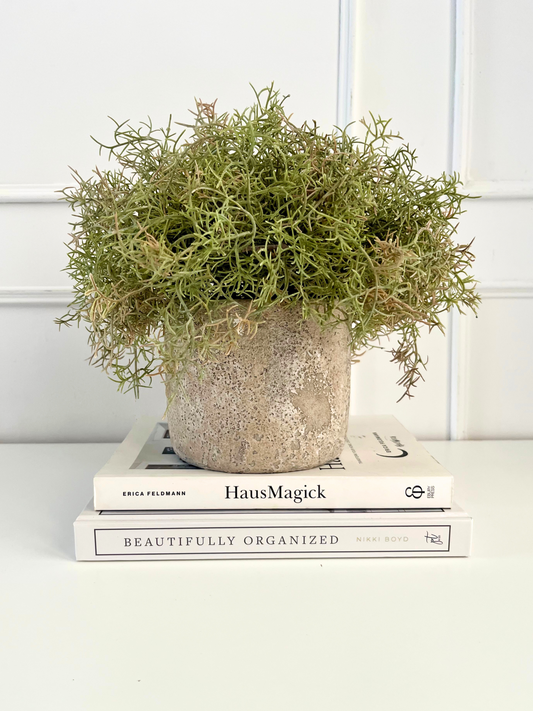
[74, 501, 472, 560]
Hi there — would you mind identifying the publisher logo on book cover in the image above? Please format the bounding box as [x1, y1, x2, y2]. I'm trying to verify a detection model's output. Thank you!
[405, 485, 425, 499]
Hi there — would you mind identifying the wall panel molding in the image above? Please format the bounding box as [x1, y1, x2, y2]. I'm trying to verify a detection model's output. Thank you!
[451, 0, 469, 179]
[478, 283, 533, 299]
[464, 181, 533, 200]
[336, 0, 355, 130]
[0, 185, 66, 203]
[0, 287, 73, 305]
[5, 283, 529, 308]
[452, 306, 471, 440]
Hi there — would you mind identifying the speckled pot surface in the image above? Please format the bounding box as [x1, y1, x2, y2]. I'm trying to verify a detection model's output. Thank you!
[166, 305, 351, 473]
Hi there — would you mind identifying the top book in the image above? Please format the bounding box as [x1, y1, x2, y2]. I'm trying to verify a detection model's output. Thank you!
[93, 416, 453, 511]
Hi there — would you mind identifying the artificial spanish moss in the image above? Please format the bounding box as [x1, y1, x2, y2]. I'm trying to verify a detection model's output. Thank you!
[57, 85, 479, 398]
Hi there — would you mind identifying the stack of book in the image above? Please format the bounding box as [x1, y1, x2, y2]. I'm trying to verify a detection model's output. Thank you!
[74, 416, 472, 560]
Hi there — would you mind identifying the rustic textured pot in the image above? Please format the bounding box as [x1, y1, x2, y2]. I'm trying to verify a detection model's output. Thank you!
[166, 305, 351, 473]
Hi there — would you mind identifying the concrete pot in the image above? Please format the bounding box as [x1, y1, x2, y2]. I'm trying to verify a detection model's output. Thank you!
[166, 304, 351, 473]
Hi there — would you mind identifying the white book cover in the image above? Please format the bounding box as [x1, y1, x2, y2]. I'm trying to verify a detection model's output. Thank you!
[93, 416, 454, 510]
[74, 501, 472, 560]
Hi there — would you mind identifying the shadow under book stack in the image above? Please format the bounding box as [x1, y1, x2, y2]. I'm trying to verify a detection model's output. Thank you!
[74, 416, 473, 561]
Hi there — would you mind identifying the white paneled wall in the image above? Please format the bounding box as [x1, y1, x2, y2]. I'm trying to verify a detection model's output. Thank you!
[0, 204, 72, 287]
[0, 302, 168, 443]
[353, 0, 453, 177]
[457, 289, 533, 439]
[350, 315, 452, 441]
[352, 0, 533, 440]
[0, 0, 339, 443]
[468, 0, 533, 184]
[454, 0, 533, 439]
[351, 0, 454, 439]
[1, 0, 531, 442]
[0, 0, 338, 188]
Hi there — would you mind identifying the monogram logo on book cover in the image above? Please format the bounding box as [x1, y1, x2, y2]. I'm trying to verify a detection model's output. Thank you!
[405, 485, 425, 499]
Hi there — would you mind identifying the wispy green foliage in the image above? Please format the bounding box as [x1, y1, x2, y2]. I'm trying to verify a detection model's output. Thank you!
[57, 85, 479, 398]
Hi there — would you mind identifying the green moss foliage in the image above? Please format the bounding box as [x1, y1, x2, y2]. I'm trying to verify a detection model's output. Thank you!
[57, 86, 479, 398]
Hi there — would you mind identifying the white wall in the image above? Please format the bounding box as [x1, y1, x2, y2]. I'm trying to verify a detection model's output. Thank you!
[453, 0, 533, 439]
[0, 0, 339, 443]
[350, 0, 454, 439]
[1, 0, 531, 442]
[350, 0, 533, 440]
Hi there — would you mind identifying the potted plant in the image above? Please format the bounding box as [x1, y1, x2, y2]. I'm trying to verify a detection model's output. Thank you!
[57, 86, 479, 473]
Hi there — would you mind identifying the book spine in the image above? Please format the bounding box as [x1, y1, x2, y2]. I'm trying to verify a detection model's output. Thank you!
[94, 475, 453, 511]
[75, 517, 471, 560]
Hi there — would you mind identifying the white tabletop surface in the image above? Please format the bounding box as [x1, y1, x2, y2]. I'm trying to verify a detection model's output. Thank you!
[1, 439, 533, 711]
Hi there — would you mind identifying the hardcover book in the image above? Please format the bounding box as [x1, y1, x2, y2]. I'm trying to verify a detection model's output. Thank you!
[93, 416, 454, 510]
[74, 501, 472, 560]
